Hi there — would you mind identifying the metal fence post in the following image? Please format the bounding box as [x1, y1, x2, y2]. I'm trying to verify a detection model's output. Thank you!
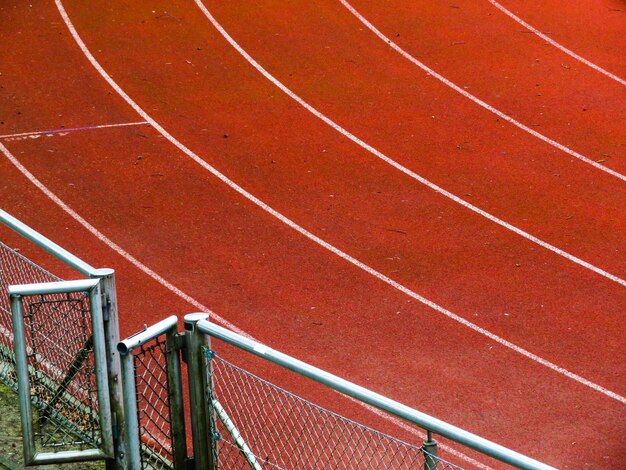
[119, 347, 142, 470]
[92, 268, 127, 470]
[184, 313, 216, 470]
[423, 431, 439, 470]
[166, 327, 188, 469]
[10, 293, 36, 465]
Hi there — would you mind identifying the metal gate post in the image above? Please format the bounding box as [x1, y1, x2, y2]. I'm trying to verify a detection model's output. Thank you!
[423, 431, 439, 470]
[184, 313, 216, 470]
[166, 326, 188, 469]
[119, 346, 141, 470]
[92, 268, 127, 470]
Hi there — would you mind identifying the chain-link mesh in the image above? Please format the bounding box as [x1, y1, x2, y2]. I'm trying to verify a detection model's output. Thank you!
[206, 353, 463, 470]
[21, 291, 102, 451]
[132, 337, 176, 470]
[0, 241, 60, 387]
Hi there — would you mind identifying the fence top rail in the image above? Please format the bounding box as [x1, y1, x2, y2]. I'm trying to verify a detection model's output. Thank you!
[0, 209, 98, 277]
[193, 316, 556, 470]
[8, 278, 100, 296]
[117, 315, 179, 354]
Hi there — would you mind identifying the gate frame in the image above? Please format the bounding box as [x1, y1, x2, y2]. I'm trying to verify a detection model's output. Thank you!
[9, 279, 114, 465]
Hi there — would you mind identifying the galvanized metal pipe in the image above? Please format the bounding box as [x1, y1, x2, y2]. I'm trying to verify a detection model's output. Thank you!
[0, 209, 97, 276]
[117, 316, 179, 354]
[119, 347, 142, 470]
[10, 294, 36, 465]
[93, 268, 127, 470]
[8, 278, 99, 296]
[88, 281, 115, 459]
[185, 313, 215, 470]
[197, 318, 556, 470]
[165, 323, 188, 469]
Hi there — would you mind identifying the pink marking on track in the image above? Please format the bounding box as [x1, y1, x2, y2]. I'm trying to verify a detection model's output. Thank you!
[0, 121, 149, 141]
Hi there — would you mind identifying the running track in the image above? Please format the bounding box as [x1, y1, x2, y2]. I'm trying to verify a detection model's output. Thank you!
[0, 0, 624, 468]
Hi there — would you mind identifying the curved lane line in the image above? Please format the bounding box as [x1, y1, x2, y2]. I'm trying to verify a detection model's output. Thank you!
[55, 0, 626, 404]
[194, 0, 626, 288]
[0, 141, 248, 338]
[0, 148, 489, 470]
[487, 0, 626, 87]
[339, 0, 626, 182]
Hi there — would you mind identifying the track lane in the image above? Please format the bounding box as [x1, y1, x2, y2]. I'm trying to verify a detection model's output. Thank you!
[0, 2, 135, 136]
[189, 0, 626, 281]
[487, 0, 626, 86]
[491, 0, 626, 79]
[0, 154, 197, 340]
[54, 0, 626, 394]
[4, 82, 625, 470]
[1, 0, 624, 467]
[339, 0, 626, 179]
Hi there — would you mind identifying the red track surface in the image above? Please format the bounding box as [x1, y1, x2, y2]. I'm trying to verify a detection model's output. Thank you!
[1, 1, 624, 468]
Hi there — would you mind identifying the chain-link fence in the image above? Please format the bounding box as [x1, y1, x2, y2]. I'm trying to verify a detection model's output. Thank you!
[18, 290, 102, 451]
[118, 316, 187, 470]
[0, 241, 60, 388]
[132, 337, 176, 469]
[9, 278, 114, 464]
[206, 353, 463, 470]
[2, 210, 553, 470]
[1, 210, 117, 466]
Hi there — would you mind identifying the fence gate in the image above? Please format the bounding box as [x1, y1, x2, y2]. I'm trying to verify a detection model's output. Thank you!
[1, 209, 125, 468]
[9, 279, 114, 465]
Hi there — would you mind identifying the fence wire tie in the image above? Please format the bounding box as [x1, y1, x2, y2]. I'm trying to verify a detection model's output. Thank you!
[203, 349, 216, 360]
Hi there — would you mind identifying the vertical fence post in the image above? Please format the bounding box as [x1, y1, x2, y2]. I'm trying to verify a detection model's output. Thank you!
[166, 327, 188, 469]
[92, 268, 126, 470]
[423, 430, 439, 470]
[10, 294, 36, 465]
[184, 313, 216, 470]
[119, 348, 142, 470]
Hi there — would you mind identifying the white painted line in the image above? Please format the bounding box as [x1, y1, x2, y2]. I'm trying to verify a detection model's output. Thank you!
[351, 398, 492, 469]
[0, 121, 149, 140]
[0, 143, 493, 469]
[193, 0, 626, 288]
[338, 0, 626, 182]
[0, 140, 488, 470]
[0, 141, 249, 339]
[487, 0, 626, 87]
[55, 0, 626, 404]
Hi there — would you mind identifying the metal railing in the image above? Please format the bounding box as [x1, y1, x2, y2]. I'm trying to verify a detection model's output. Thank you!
[2, 209, 556, 469]
[206, 354, 459, 469]
[117, 313, 555, 469]
[10, 279, 113, 464]
[0, 209, 126, 468]
[186, 314, 556, 470]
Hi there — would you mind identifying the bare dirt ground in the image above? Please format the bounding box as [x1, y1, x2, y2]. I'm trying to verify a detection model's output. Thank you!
[0, 384, 103, 470]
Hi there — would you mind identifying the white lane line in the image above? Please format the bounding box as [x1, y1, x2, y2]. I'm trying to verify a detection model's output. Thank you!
[487, 0, 626, 87]
[1, 147, 487, 470]
[0, 141, 249, 339]
[0, 121, 149, 140]
[0, 146, 486, 470]
[55, 0, 626, 404]
[194, 0, 626, 288]
[338, 0, 626, 182]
